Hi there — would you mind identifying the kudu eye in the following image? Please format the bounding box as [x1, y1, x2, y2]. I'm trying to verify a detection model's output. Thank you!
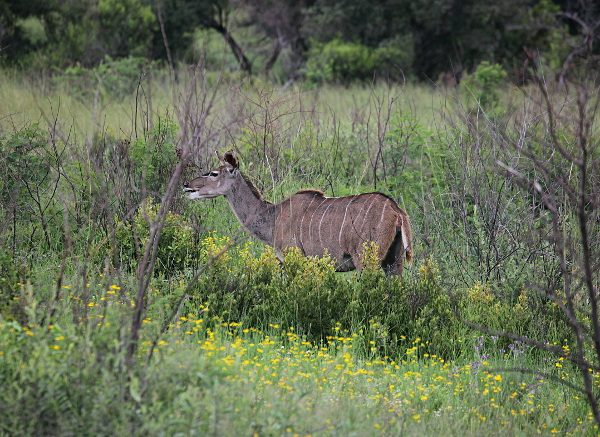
[209, 171, 219, 177]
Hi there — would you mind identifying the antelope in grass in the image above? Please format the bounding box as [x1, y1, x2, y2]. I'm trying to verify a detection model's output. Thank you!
[183, 150, 413, 276]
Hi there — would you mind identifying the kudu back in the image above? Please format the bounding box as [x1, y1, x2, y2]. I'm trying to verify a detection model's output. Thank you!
[184, 150, 413, 276]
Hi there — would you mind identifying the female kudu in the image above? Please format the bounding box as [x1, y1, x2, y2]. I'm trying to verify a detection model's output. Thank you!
[183, 150, 412, 276]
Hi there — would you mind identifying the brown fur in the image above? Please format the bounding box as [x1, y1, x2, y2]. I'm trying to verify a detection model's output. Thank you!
[184, 150, 413, 276]
[295, 189, 326, 196]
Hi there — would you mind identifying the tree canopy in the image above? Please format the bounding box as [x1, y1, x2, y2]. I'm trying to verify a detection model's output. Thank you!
[0, 0, 597, 83]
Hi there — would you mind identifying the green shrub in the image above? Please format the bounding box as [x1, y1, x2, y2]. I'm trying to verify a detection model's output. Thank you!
[113, 197, 199, 274]
[129, 117, 179, 194]
[472, 61, 507, 108]
[183, 235, 575, 361]
[304, 38, 411, 85]
[186, 238, 460, 360]
[0, 124, 49, 200]
[0, 299, 150, 436]
[382, 113, 455, 198]
[0, 124, 64, 252]
[0, 249, 29, 322]
[458, 281, 571, 350]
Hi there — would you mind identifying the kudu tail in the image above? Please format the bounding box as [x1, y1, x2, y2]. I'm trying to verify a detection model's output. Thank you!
[398, 212, 413, 264]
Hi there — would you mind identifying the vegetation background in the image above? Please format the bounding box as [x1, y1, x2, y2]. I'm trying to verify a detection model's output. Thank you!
[1, 0, 596, 84]
[0, 0, 599, 435]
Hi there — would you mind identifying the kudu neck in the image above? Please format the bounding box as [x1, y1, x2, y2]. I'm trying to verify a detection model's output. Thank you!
[224, 172, 275, 246]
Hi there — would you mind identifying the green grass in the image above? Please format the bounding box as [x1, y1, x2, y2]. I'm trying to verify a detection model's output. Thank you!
[0, 68, 446, 140]
[0, 240, 595, 435]
[0, 68, 172, 137]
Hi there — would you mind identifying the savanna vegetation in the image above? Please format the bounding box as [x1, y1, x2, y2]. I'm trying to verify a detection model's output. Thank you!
[1, 0, 600, 435]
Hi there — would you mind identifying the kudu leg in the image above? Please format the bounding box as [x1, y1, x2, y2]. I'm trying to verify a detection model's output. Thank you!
[381, 232, 405, 277]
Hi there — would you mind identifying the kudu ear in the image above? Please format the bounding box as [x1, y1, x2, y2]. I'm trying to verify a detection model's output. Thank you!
[215, 149, 239, 171]
[219, 149, 239, 170]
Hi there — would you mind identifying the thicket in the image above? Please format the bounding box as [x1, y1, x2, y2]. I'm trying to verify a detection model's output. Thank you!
[157, 235, 570, 362]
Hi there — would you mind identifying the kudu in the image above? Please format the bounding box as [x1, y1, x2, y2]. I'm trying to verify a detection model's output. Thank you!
[183, 150, 413, 276]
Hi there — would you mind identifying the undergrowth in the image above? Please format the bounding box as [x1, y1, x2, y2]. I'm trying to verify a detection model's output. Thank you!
[0, 293, 594, 436]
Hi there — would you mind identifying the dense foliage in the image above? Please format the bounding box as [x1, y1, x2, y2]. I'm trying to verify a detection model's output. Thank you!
[1, 0, 598, 83]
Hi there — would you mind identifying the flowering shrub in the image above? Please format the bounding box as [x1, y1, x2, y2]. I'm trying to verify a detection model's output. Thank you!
[187, 237, 458, 359]
[0, 250, 29, 322]
[459, 281, 570, 350]
[183, 236, 574, 360]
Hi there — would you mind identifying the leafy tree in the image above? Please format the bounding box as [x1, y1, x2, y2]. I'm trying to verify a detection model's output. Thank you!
[407, 0, 536, 79]
[299, 0, 588, 81]
[302, 0, 411, 48]
[0, 0, 52, 63]
[154, 0, 251, 72]
[1, 0, 157, 67]
[2, 0, 597, 84]
[41, 0, 157, 67]
[232, 0, 314, 78]
[301, 0, 414, 80]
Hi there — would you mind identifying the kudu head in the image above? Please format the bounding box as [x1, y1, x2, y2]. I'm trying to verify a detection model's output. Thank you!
[183, 150, 239, 200]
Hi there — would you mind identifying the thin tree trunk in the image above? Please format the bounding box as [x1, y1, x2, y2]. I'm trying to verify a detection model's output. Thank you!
[213, 23, 252, 74]
[262, 40, 282, 76]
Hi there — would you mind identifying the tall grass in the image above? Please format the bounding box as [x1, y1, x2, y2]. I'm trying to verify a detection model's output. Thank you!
[0, 69, 443, 141]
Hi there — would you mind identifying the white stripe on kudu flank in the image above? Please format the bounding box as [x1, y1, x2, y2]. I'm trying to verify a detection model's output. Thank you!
[299, 195, 317, 248]
[330, 198, 344, 242]
[318, 202, 334, 247]
[377, 202, 388, 230]
[308, 199, 327, 252]
[339, 195, 359, 250]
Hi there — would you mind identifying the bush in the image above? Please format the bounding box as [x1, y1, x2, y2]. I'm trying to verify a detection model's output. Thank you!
[113, 197, 199, 275]
[0, 249, 29, 322]
[129, 117, 179, 195]
[382, 113, 455, 197]
[304, 38, 412, 85]
[472, 61, 507, 108]
[0, 124, 64, 253]
[182, 235, 575, 361]
[186, 238, 460, 359]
